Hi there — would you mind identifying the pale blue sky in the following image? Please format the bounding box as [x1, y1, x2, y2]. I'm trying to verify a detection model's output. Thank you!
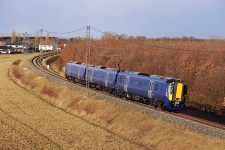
[0, 0, 224, 39]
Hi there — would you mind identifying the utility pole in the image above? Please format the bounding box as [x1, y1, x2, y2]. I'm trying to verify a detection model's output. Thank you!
[40, 29, 43, 58]
[86, 26, 91, 96]
[46, 32, 49, 41]
[23, 32, 27, 53]
[35, 31, 39, 53]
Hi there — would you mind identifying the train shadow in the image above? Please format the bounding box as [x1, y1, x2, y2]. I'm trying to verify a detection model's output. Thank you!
[181, 106, 225, 125]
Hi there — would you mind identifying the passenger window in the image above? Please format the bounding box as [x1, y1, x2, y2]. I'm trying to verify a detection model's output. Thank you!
[160, 85, 164, 92]
[109, 75, 113, 81]
[120, 77, 123, 83]
[102, 73, 105, 79]
[154, 84, 159, 91]
[143, 82, 147, 87]
[138, 81, 142, 87]
[88, 70, 91, 74]
[130, 79, 134, 85]
[135, 80, 138, 86]
[99, 73, 103, 78]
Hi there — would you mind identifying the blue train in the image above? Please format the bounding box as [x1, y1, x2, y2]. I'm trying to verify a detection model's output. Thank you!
[65, 62, 187, 111]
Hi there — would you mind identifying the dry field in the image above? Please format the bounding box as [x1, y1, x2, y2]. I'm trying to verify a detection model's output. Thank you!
[0, 54, 144, 149]
[7, 54, 225, 150]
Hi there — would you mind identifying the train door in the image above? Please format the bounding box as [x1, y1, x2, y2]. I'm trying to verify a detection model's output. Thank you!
[124, 76, 129, 93]
[78, 67, 81, 79]
[148, 80, 154, 98]
[105, 72, 110, 87]
[175, 82, 183, 101]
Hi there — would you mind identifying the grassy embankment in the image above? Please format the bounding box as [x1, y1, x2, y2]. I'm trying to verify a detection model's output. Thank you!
[9, 55, 225, 150]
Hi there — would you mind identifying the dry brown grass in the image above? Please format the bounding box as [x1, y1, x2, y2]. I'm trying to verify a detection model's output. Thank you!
[12, 59, 21, 65]
[9, 60, 225, 150]
[41, 85, 59, 99]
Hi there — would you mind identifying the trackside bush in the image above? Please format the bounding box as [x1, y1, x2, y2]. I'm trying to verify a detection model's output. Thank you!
[12, 59, 21, 66]
[41, 85, 59, 99]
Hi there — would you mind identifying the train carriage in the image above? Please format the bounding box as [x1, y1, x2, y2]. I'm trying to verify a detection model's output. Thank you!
[87, 66, 119, 91]
[65, 62, 74, 80]
[116, 72, 155, 103]
[65, 62, 87, 84]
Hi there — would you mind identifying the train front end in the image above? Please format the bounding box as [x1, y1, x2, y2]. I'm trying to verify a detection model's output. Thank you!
[166, 79, 187, 111]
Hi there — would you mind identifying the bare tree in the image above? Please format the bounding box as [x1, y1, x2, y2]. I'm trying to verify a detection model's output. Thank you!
[11, 30, 17, 43]
[35, 32, 40, 51]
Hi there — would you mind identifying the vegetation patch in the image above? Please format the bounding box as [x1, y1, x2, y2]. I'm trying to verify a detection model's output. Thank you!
[41, 85, 59, 99]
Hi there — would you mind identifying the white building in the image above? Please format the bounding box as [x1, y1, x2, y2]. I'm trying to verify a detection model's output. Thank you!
[39, 41, 57, 51]
[6, 43, 25, 53]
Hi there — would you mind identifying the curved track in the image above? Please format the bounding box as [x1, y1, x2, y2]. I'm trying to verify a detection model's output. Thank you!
[29, 53, 225, 132]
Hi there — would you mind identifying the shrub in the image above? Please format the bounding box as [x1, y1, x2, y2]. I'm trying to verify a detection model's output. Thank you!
[12, 59, 21, 66]
[12, 67, 23, 79]
[41, 85, 59, 99]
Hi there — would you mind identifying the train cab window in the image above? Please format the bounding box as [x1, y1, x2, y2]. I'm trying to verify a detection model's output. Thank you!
[168, 84, 174, 93]
[154, 84, 159, 91]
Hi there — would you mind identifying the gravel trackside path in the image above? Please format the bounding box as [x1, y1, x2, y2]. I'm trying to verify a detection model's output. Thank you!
[0, 54, 144, 150]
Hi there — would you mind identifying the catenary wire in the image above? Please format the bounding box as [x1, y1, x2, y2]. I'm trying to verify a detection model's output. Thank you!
[43, 27, 86, 35]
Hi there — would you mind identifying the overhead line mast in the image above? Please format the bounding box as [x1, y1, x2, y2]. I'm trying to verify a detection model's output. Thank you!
[86, 26, 91, 96]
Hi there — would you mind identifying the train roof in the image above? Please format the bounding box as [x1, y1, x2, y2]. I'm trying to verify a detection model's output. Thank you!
[119, 71, 182, 83]
[89, 66, 119, 72]
[66, 61, 183, 83]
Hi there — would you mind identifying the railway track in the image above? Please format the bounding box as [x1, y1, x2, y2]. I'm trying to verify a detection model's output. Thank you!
[28, 53, 225, 139]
